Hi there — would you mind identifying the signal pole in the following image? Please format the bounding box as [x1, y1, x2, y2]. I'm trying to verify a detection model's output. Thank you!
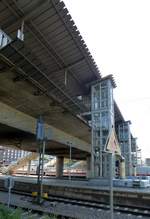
[36, 116, 45, 204]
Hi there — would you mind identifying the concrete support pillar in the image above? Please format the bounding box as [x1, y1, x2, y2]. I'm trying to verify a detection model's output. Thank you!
[133, 166, 136, 177]
[86, 156, 91, 178]
[56, 156, 64, 178]
[27, 160, 31, 175]
[103, 153, 108, 178]
[120, 160, 125, 179]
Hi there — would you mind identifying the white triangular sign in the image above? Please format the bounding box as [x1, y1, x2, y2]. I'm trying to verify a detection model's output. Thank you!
[105, 128, 121, 155]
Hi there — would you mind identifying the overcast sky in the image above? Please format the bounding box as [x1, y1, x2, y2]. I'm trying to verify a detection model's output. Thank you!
[64, 0, 150, 159]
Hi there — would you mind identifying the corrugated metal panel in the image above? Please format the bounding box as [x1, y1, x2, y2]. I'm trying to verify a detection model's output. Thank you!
[0, 0, 102, 116]
[1, 1, 100, 75]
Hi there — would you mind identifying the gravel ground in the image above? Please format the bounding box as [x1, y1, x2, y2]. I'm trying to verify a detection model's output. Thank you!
[0, 191, 148, 219]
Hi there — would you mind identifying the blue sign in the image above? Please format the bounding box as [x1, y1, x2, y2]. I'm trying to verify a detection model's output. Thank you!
[36, 116, 44, 140]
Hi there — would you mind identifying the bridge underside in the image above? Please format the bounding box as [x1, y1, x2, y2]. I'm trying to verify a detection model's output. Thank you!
[0, 123, 89, 160]
[0, 67, 123, 160]
[0, 0, 124, 164]
[0, 68, 90, 159]
[0, 70, 90, 142]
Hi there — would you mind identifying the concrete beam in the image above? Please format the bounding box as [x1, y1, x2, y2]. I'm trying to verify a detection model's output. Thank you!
[0, 102, 90, 152]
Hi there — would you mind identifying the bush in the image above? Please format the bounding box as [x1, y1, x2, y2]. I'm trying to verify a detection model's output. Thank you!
[0, 205, 22, 219]
[0, 205, 57, 219]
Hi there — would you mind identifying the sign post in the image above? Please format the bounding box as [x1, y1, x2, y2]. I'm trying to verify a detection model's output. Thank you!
[69, 142, 72, 180]
[4, 176, 14, 208]
[104, 127, 121, 219]
[36, 116, 45, 204]
[109, 152, 114, 219]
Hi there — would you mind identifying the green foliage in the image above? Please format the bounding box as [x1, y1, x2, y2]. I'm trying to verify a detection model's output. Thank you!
[0, 204, 58, 219]
[9, 208, 22, 219]
[0, 204, 11, 219]
[64, 158, 76, 167]
[0, 205, 22, 219]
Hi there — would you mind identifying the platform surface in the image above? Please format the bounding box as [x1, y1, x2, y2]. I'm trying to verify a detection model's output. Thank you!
[1, 175, 150, 195]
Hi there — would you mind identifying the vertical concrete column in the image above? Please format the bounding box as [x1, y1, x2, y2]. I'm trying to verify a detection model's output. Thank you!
[27, 160, 31, 175]
[86, 156, 91, 178]
[120, 159, 125, 179]
[133, 165, 136, 177]
[103, 153, 108, 178]
[56, 156, 64, 178]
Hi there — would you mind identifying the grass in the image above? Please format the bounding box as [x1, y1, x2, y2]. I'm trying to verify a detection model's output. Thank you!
[0, 204, 57, 219]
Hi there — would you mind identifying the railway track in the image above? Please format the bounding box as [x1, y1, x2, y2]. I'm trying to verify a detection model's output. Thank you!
[39, 195, 150, 217]
[0, 187, 150, 218]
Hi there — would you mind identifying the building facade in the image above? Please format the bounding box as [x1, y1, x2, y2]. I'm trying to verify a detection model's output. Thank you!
[0, 146, 29, 165]
[91, 76, 120, 178]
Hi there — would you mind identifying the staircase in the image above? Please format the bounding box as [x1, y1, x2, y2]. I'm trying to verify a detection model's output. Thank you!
[1, 152, 38, 175]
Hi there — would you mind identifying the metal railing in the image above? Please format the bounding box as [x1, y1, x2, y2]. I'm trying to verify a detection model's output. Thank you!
[0, 29, 11, 48]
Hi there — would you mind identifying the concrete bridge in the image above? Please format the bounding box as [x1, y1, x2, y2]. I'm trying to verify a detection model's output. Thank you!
[0, 0, 125, 177]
